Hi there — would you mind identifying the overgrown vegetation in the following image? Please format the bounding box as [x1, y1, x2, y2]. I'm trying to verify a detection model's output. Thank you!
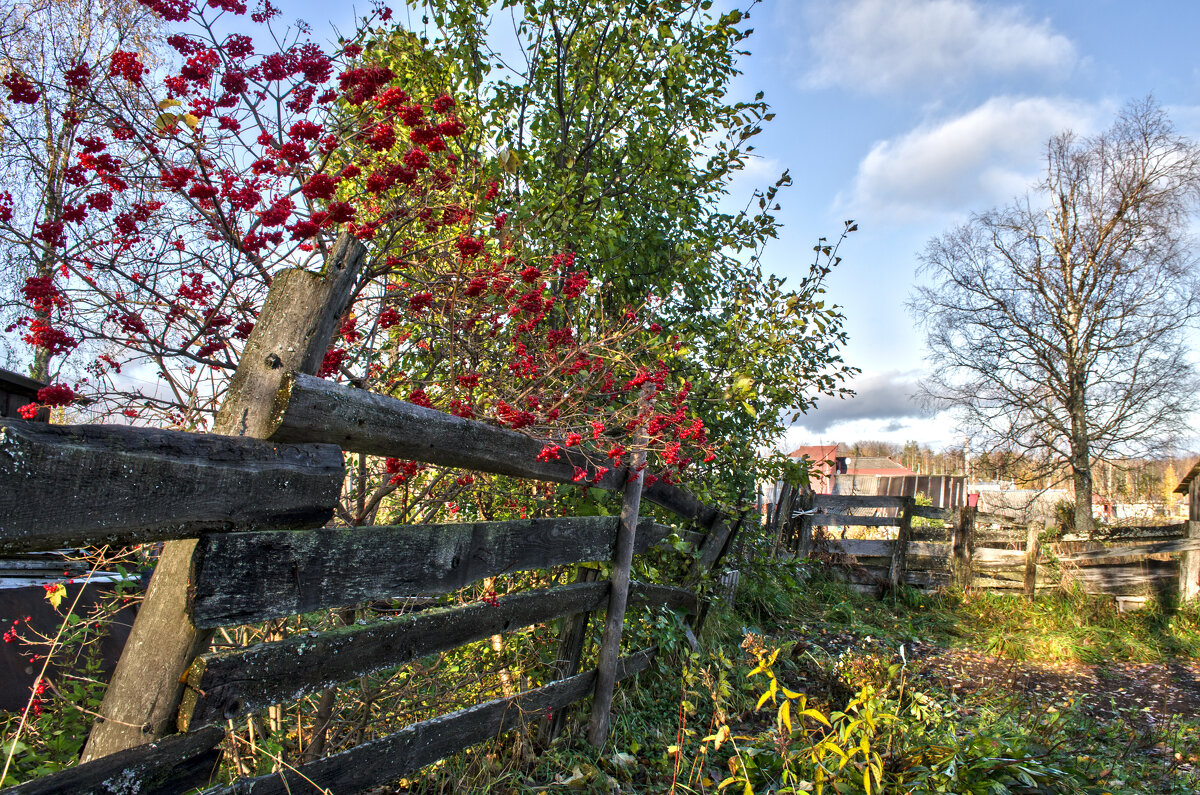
[292, 557, 1192, 794]
[5, 538, 1200, 792]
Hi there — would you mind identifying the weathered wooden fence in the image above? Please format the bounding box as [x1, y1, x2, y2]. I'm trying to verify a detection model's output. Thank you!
[0, 376, 735, 793]
[771, 490, 1200, 604]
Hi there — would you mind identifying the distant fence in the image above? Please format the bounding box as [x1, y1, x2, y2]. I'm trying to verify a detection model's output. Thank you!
[768, 489, 1200, 605]
[831, 474, 966, 509]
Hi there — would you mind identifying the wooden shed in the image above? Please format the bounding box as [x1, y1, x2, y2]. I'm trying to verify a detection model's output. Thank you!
[0, 367, 47, 421]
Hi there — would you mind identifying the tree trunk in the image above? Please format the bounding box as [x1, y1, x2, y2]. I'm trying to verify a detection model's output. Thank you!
[1072, 459, 1094, 536]
[1068, 404, 1095, 537]
[82, 233, 366, 760]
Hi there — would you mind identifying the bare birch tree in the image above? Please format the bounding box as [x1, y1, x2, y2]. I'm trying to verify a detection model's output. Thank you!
[913, 99, 1200, 535]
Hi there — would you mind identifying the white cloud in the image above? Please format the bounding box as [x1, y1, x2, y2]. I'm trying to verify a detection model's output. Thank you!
[800, 0, 1076, 95]
[1164, 103, 1200, 140]
[781, 414, 961, 453]
[845, 96, 1101, 221]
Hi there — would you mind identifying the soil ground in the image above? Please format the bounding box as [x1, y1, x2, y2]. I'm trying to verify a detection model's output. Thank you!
[779, 626, 1200, 791]
[788, 626, 1200, 725]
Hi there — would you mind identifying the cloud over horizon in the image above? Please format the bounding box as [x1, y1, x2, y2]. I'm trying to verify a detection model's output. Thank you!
[799, 0, 1077, 95]
[793, 370, 930, 433]
[782, 370, 963, 451]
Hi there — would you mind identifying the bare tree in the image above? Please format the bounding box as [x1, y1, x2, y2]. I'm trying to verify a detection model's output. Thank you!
[912, 99, 1200, 535]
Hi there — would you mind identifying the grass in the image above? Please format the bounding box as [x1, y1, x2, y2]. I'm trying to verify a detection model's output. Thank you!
[515, 562, 1200, 793]
[8, 552, 1200, 793]
[753, 562, 1200, 665]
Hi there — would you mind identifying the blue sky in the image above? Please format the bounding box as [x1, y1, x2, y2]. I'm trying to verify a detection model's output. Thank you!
[289, 0, 1200, 454]
[727, 0, 1200, 453]
[8, 0, 1187, 451]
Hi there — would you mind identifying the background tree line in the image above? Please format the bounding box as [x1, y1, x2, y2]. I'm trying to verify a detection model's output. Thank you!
[830, 437, 1191, 506]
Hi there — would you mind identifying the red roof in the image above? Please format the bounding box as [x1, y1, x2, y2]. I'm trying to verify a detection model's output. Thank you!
[789, 444, 838, 465]
[841, 456, 916, 477]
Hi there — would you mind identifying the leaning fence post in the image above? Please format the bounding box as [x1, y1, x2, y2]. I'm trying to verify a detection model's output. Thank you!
[1023, 521, 1042, 600]
[772, 482, 794, 552]
[83, 234, 367, 760]
[888, 498, 913, 592]
[587, 445, 647, 747]
[951, 504, 976, 590]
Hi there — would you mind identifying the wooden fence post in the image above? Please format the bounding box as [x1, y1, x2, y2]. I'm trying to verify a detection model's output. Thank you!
[887, 498, 913, 592]
[796, 488, 815, 558]
[771, 482, 793, 552]
[83, 234, 366, 760]
[542, 566, 601, 744]
[1181, 520, 1200, 603]
[587, 447, 647, 747]
[951, 505, 976, 590]
[1023, 521, 1042, 600]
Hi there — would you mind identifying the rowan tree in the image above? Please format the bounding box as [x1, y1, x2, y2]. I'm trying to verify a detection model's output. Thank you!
[913, 99, 1200, 535]
[405, 0, 858, 504]
[0, 0, 162, 382]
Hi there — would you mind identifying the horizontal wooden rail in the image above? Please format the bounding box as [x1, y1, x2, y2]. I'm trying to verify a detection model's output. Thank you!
[0, 420, 343, 554]
[812, 515, 900, 527]
[180, 581, 694, 728]
[3, 724, 224, 795]
[198, 647, 656, 795]
[836, 539, 949, 560]
[266, 372, 719, 526]
[813, 495, 905, 510]
[911, 505, 954, 521]
[190, 518, 672, 626]
[1059, 537, 1200, 563]
[1067, 561, 1179, 596]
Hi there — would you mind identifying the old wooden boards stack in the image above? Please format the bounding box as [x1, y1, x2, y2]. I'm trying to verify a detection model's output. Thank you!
[801, 489, 1200, 603]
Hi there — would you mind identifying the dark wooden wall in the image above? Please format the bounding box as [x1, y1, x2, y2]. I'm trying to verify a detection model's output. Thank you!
[0, 367, 46, 422]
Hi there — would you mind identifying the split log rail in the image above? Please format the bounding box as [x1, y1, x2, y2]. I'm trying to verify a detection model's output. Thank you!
[0, 368, 730, 794]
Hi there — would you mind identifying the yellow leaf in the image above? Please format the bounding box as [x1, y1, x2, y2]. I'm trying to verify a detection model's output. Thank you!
[801, 708, 831, 727]
[157, 98, 181, 110]
[182, 113, 200, 129]
[824, 742, 848, 762]
[46, 583, 66, 610]
[778, 699, 792, 734]
[498, 147, 521, 174]
[702, 724, 731, 750]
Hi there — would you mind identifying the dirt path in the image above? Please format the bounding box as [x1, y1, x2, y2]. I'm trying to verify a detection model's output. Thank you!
[907, 639, 1200, 724]
[787, 628, 1200, 727]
